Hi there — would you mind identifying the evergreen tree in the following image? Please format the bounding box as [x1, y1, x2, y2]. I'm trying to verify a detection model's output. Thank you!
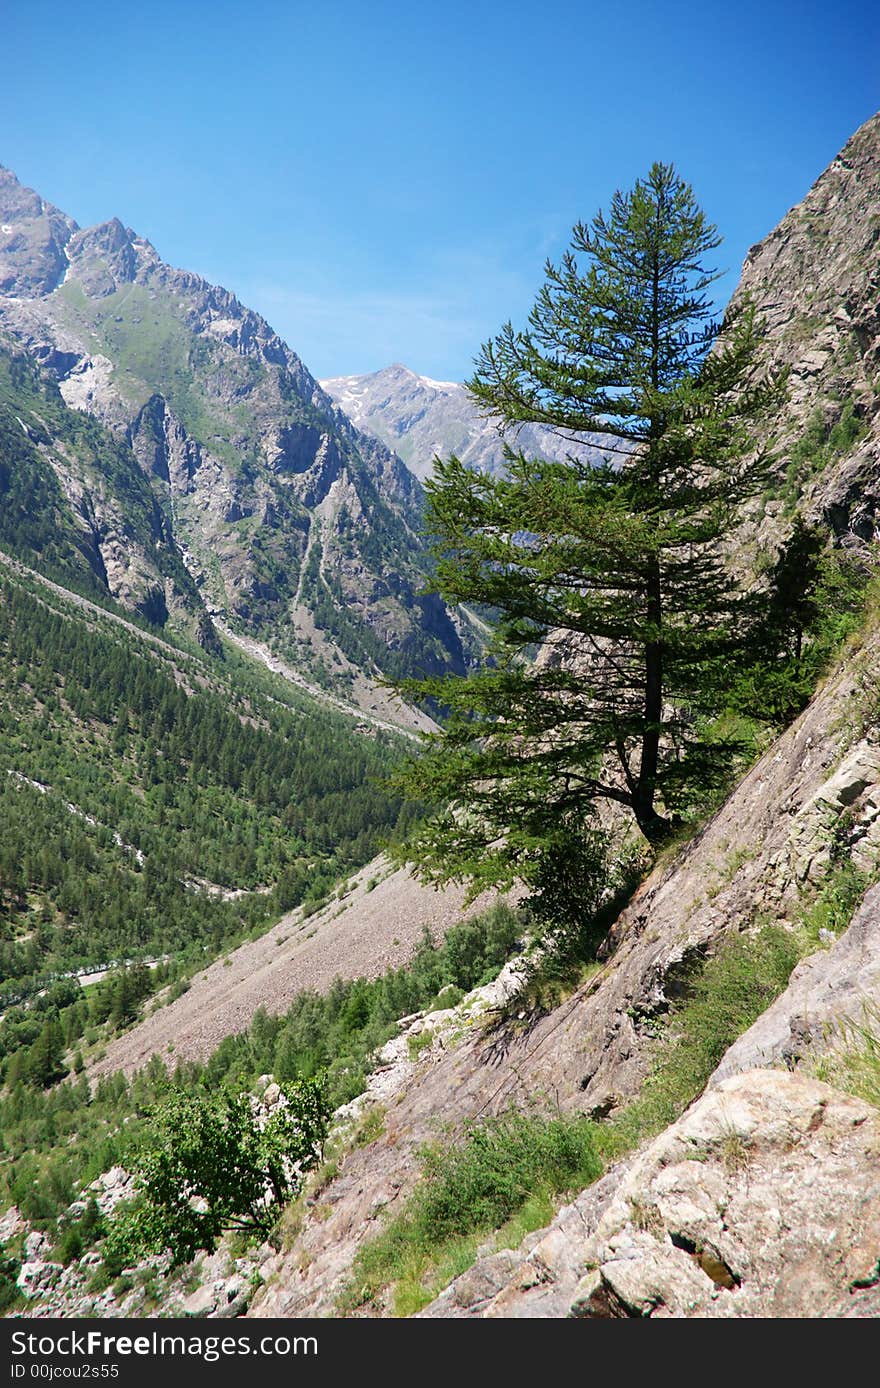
[763, 517, 824, 664]
[394, 163, 784, 887]
[27, 1017, 65, 1088]
[733, 519, 866, 727]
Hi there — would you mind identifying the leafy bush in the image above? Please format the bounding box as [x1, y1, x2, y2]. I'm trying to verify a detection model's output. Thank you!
[106, 1077, 330, 1265]
[415, 1113, 601, 1241]
[780, 401, 867, 512]
[0, 1251, 21, 1314]
[514, 827, 642, 1010]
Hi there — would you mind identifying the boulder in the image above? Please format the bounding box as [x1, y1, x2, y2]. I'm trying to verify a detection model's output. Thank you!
[573, 1071, 880, 1318]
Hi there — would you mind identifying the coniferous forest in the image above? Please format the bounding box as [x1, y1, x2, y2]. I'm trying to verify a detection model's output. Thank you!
[0, 560, 420, 1058]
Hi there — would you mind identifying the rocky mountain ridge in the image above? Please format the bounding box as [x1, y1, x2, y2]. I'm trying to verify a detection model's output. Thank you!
[0, 167, 474, 707]
[321, 361, 605, 480]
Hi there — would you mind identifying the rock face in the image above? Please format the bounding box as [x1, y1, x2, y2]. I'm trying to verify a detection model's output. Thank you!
[425, 1072, 880, 1319]
[732, 112, 880, 551]
[0, 167, 75, 297]
[0, 170, 475, 695]
[710, 881, 880, 1084]
[0, 338, 204, 622]
[321, 362, 605, 481]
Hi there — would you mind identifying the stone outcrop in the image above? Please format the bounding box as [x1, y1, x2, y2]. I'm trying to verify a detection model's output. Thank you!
[0, 335, 204, 623]
[710, 881, 880, 1084]
[425, 1071, 880, 1318]
[0, 166, 75, 297]
[734, 113, 880, 551]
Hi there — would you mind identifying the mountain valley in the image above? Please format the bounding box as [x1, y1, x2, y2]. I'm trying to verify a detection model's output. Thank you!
[1, 110, 880, 1323]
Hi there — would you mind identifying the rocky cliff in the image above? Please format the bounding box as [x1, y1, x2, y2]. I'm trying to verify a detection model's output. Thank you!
[735, 113, 880, 553]
[0, 337, 203, 625]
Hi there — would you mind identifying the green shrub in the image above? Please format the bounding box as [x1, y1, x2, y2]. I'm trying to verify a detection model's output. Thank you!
[780, 401, 867, 512]
[106, 1075, 331, 1265]
[0, 1251, 21, 1314]
[56, 1225, 83, 1265]
[415, 1113, 601, 1242]
[0, 900, 524, 1244]
[344, 1110, 600, 1312]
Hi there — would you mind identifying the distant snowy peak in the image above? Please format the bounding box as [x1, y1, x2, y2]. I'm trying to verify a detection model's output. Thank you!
[321, 362, 603, 481]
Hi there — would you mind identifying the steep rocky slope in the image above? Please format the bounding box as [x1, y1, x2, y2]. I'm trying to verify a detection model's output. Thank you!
[0, 169, 473, 697]
[421, 1065, 880, 1319]
[321, 362, 604, 480]
[0, 337, 204, 627]
[735, 112, 880, 553]
[85, 855, 501, 1081]
[249, 112, 880, 1320]
[250, 608, 880, 1317]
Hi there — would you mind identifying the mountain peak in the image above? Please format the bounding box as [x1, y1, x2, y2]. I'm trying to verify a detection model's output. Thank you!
[0, 169, 470, 702]
[0, 165, 77, 297]
[66, 216, 141, 296]
[322, 362, 603, 480]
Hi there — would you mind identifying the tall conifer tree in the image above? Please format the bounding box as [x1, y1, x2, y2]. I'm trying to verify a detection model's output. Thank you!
[394, 163, 784, 887]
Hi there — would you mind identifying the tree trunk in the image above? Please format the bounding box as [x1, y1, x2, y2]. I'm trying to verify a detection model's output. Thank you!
[636, 553, 663, 836]
[631, 790, 671, 844]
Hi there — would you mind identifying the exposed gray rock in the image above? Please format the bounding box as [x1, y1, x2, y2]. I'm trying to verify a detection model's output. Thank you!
[181, 1282, 219, 1318]
[570, 1071, 880, 1318]
[321, 362, 606, 481]
[86, 1166, 136, 1215]
[420, 1071, 880, 1318]
[24, 1231, 47, 1261]
[733, 112, 880, 552]
[0, 1206, 23, 1243]
[0, 166, 75, 297]
[710, 881, 880, 1083]
[17, 1258, 62, 1298]
[66, 219, 138, 297]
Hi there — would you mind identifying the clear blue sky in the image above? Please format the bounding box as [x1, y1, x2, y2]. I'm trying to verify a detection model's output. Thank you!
[3, 0, 878, 381]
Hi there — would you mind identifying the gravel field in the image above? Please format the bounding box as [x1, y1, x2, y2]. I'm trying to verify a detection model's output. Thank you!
[87, 856, 497, 1079]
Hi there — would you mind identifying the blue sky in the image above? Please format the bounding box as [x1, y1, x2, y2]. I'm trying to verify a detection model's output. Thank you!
[3, 0, 878, 381]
